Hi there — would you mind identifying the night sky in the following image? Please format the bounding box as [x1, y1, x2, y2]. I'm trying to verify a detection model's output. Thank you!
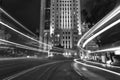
[0, 0, 119, 34]
[1, 0, 40, 34]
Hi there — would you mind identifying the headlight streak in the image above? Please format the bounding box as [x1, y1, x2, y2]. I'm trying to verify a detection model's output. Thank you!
[0, 7, 37, 37]
[77, 5, 120, 47]
[0, 21, 51, 48]
[0, 39, 48, 53]
[0, 21, 64, 53]
[74, 59, 120, 76]
[84, 6, 120, 39]
[82, 19, 120, 48]
[0, 8, 68, 53]
[0, 8, 75, 53]
[84, 60, 120, 69]
[90, 46, 120, 53]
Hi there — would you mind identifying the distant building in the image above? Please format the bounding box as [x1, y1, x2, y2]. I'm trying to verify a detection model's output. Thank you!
[50, 0, 82, 49]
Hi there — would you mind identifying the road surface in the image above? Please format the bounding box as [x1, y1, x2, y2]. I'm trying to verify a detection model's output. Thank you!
[0, 58, 85, 80]
[73, 59, 120, 80]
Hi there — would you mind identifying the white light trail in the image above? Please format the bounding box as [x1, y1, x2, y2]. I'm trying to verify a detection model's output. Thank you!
[82, 19, 120, 48]
[85, 5, 120, 39]
[77, 5, 120, 47]
[0, 7, 37, 37]
[0, 39, 48, 53]
[91, 46, 120, 53]
[84, 60, 120, 69]
[0, 21, 51, 47]
[74, 59, 120, 76]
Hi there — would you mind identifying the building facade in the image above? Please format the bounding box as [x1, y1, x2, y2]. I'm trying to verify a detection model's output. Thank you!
[39, 0, 46, 48]
[50, 0, 81, 49]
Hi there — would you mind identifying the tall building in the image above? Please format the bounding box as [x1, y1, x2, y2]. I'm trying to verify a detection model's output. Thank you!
[39, 0, 46, 47]
[40, 0, 52, 50]
[50, 0, 81, 49]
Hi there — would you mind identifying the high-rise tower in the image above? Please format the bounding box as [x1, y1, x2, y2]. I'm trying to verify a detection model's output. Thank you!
[39, 0, 46, 45]
[50, 0, 81, 49]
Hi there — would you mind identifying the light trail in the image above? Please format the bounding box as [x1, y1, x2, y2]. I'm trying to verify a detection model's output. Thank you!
[0, 7, 37, 37]
[74, 59, 120, 76]
[91, 46, 120, 53]
[84, 5, 120, 39]
[0, 39, 48, 53]
[82, 19, 120, 48]
[0, 21, 51, 47]
[84, 60, 120, 69]
[77, 5, 120, 47]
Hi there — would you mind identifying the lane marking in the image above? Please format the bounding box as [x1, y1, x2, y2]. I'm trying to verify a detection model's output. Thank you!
[74, 59, 120, 76]
[3, 61, 62, 80]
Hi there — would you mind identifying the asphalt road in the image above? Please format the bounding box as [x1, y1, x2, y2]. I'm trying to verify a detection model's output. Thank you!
[0, 58, 53, 79]
[0, 58, 85, 80]
[73, 59, 120, 80]
[2, 58, 120, 80]
[3, 60, 86, 80]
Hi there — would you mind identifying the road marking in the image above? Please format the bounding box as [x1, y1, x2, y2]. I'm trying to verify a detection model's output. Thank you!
[74, 59, 120, 76]
[3, 61, 62, 80]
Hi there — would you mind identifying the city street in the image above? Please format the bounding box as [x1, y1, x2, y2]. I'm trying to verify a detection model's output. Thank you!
[0, 58, 53, 79]
[0, 58, 85, 80]
[1, 58, 120, 80]
[1, 0, 120, 80]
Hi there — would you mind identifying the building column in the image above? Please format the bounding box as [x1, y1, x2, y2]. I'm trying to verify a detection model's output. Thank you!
[39, 0, 46, 48]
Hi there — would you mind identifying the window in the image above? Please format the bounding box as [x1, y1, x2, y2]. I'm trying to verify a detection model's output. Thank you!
[52, 11, 54, 14]
[69, 36, 70, 39]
